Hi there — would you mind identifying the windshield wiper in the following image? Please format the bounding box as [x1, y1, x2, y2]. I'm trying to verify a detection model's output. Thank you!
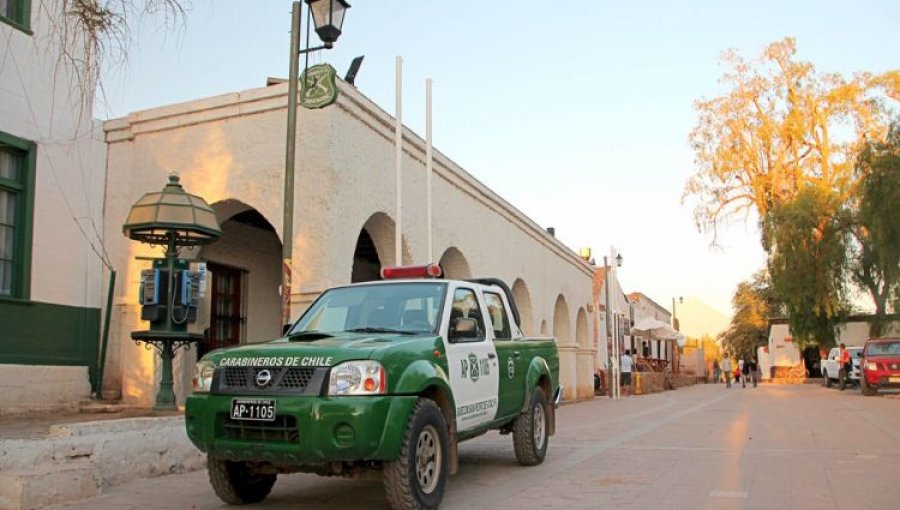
[346, 327, 417, 336]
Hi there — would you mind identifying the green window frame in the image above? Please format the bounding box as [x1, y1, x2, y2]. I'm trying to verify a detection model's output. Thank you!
[0, 131, 36, 300]
[0, 0, 32, 34]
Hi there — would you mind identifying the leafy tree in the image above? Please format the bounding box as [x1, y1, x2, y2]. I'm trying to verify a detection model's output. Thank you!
[720, 270, 782, 359]
[767, 186, 850, 347]
[849, 120, 900, 335]
[684, 37, 894, 244]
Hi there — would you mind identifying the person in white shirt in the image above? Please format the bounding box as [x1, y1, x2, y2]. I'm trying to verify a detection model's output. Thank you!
[620, 350, 634, 387]
[721, 357, 733, 388]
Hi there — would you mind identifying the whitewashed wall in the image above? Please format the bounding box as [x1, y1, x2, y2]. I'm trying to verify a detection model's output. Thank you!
[104, 80, 597, 405]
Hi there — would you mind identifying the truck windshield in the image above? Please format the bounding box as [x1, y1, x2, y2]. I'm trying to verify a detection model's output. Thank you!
[865, 341, 900, 357]
[289, 282, 447, 336]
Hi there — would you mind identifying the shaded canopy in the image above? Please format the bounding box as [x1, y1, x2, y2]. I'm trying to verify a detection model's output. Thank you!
[631, 317, 687, 346]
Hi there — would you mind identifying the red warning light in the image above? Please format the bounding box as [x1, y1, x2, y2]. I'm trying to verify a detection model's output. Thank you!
[380, 263, 443, 280]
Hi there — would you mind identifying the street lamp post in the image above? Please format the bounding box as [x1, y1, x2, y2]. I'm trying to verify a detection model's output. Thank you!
[672, 296, 683, 331]
[282, 0, 350, 331]
[605, 250, 623, 399]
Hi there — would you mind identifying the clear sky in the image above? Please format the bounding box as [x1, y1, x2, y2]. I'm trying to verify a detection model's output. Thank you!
[99, 0, 900, 319]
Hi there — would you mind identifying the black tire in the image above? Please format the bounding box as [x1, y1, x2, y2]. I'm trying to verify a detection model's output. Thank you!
[861, 377, 876, 396]
[824, 370, 832, 388]
[839, 369, 847, 391]
[383, 399, 449, 510]
[207, 455, 276, 505]
[513, 386, 549, 466]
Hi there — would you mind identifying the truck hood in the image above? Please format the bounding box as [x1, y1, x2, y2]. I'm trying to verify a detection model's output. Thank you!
[202, 332, 439, 368]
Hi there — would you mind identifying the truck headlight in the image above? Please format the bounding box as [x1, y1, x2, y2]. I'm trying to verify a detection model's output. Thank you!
[328, 361, 386, 396]
[192, 360, 216, 393]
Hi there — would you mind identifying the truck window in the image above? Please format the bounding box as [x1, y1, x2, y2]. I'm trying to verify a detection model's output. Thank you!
[450, 288, 486, 339]
[291, 282, 446, 334]
[483, 291, 511, 340]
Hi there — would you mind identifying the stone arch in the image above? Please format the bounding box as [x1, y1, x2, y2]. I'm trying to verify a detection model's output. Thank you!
[552, 294, 571, 344]
[576, 307, 589, 347]
[540, 320, 548, 335]
[511, 278, 534, 335]
[438, 247, 471, 279]
[199, 200, 282, 354]
[352, 212, 412, 282]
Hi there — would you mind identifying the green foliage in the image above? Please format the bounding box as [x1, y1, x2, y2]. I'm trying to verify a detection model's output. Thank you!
[850, 121, 900, 335]
[720, 270, 781, 359]
[767, 187, 850, 348]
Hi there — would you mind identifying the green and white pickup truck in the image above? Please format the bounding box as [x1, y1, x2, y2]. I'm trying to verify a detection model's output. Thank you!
[185, 265, 561, 510]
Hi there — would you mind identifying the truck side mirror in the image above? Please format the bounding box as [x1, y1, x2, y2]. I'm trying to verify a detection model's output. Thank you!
[449, 317, 479, 342]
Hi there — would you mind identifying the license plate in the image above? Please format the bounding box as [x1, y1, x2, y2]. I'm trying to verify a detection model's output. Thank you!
[889, 377, 900, 383]
[230, 398, 276, 421]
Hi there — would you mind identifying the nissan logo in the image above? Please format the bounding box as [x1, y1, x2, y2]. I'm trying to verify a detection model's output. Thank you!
[255, 369, 273, 387]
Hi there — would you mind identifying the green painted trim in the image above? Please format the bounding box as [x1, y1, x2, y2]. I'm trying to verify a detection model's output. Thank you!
[0, 0, 32, 35]
[0, 130, 36, 300]
[0, 300, 101, 392]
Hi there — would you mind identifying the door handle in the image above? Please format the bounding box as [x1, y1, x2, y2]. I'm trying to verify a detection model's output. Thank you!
[488, 353, 496, 359]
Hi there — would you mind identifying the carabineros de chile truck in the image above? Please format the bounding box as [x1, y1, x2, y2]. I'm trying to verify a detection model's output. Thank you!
[185, 264, 561, 510]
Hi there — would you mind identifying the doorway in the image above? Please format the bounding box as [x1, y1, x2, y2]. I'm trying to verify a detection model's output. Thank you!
[200, 261, 247, 358]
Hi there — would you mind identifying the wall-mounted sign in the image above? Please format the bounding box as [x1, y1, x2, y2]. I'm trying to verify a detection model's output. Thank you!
[300, 64, 339, 109]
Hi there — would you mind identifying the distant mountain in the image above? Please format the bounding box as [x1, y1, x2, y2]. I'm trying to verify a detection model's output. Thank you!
[677, 297, 729, 339]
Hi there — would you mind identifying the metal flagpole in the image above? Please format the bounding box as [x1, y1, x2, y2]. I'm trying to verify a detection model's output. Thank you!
[425, 78, 433, 263]
[394, 56, 403, 266]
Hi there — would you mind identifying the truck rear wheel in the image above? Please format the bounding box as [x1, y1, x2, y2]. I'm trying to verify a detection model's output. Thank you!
[513, 386, 549, 466]
[383, 399, 449, 510]
[207, 455, 276, 505]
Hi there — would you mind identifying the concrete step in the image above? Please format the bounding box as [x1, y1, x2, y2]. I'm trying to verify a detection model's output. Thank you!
[0, 463, 98, 510]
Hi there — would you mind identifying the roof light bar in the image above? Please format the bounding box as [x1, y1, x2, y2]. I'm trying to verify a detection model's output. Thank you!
[380, 263, 443, 280]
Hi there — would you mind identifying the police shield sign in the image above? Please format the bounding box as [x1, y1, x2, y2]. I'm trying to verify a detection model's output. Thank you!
[300, 64, 339, 109]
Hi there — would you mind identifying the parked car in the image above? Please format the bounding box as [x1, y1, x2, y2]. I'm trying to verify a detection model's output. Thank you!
[860, 337, 900, 396]
[821, 347, 862, 390]
[185, 265, 561, 510]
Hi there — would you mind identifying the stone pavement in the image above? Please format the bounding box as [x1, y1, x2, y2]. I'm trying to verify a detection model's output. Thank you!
[41, 383, 900, 510]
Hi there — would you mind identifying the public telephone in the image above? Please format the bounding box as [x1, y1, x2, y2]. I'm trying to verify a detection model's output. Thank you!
[139, 268, 164, 322]
[138, 259, 210, 330]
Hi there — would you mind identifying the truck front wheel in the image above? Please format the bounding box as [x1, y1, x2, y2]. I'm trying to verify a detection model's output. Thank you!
[861, 376, 877, 396]
[207, 455, 276, 505]
[383, 399, 449, 510]
[513, 386, 549, 466]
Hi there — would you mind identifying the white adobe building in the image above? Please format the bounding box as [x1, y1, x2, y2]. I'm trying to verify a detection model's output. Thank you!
[101, 78, 604, 406]
[0, 0, 107, 410]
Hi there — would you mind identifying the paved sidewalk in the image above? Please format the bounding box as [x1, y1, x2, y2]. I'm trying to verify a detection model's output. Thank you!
[44, 383, 900, 510]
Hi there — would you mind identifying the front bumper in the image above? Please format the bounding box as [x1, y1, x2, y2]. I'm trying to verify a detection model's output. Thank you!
[185, 394, 417, 464]
[864, 371, 900, 389]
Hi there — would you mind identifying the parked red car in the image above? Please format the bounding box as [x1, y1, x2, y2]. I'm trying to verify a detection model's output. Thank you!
[860, 337, 900, 396]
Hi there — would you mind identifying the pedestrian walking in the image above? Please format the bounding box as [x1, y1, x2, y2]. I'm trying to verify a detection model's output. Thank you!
[721, 357, 733, 388]
[748, 357, 759, 388]
[620, 350, 633, 389]
[741, 357, 751, 388]
[712, 358, 721, 384]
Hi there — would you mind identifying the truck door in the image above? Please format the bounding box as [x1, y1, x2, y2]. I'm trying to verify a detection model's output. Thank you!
[483, 289, 526, 419]
[443, 285, 499, 432]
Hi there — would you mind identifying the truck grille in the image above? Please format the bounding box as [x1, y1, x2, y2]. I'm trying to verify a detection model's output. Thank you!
[220, 414, 299, 443]
[216, 367, 318, 393]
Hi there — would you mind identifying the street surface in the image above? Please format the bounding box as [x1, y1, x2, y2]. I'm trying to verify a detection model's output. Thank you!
[49, 383, 900, 510]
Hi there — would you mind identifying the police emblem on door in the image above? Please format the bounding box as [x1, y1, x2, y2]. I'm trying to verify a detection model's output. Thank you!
[468, 353, 480, 382]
